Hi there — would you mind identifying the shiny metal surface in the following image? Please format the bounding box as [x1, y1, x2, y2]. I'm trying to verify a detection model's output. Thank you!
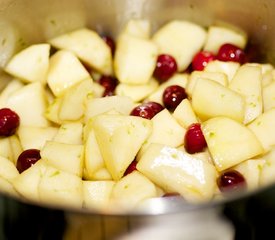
[0, 2, 275, 237]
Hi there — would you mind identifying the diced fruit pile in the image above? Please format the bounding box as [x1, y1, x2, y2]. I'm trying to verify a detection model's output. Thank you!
[1, 19, 275, 211]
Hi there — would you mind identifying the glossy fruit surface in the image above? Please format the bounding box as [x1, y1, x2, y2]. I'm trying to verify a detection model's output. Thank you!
[162, 85, 187, 111]
[217, 170, 247, 193]
[154, 54, 178, 82]
[98, 75, 118, 97]
[0, 108, 20, 136]
[102, 35, 116, 56]
[130, 101, 164, 119]
[217, 43, 246, 63]
[184, 123, 207, 154]
[16, 149, 41, 173]
[192, 51, 216, 71]
[124, 160, 138, 176]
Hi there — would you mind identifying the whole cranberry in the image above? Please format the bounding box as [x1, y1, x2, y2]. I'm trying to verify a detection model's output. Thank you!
[192, 51, 216, 71]
[162, 85, 187, 111]
[154, 54, 178, 82]
[98, 75, 118, 97]
[184, 123, 207, 154]
[102, 35, 116, 56]
[217, 170, 247, 193]
[16, 149, 41, 173]
[130, 101, 164, 120]
[217, 43, 246, 64]
[0, 108, 20, 136]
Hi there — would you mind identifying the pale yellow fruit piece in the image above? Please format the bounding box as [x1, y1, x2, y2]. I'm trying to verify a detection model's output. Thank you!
[38, 165, 83, 208]
[233, 158, 265, 190]
[147, 74, 188, 104]
[115, 78, 158, 102]
[83, 180, 115, 209]
[0, 78, 24, 108]
[111, 171, 157, 208]
[5, 44, 50, 83]
[53, 122, 83, 145]
[58, 78, 93, 121]
[229, 64, 262, 124]
[152, 20, 206, 71]
[84, 130, 105, 179]
[45, 97, 62, 125]
[40, 141, 84, 177]
[202, 117, 263, 171]
[204, 25, 247, 54]
[114, 34, 158, 84]
[137, 144, 217, 202]
[0, 137, 13, 162]
[259, 148, 275, 186]
[18, 126, 58, 150]
[204, 60, 240, 82]
[173, 98, 198, 128]
[263, 81, 275, 112]
[85, 95, 134, 122]
[12, 160, 48, 202]
[90, 168, 112, 181]
[140, 109, 186, 155]
[191, 78, 245, 122]
[92, 114, 152, 180]
[186, 71, 228, 96]
[8, 135, 23, 164]
[0, 156, 19, 183]
[248, 108, 275, 152]
[5, 82, 49, 127]
[49, 28, 112, 75]
[0, 176, 19, 198]
[47, 50, 90, 97]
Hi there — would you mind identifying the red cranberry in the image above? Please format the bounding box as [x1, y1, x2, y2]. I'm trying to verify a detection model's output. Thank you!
[102, 35, 116, 56]
[154, 54, 178, 82]
[162, 85, 187, 111]
[184, 123, 207, 154]
[217, 170, 247, 193]
[217, 43, 246, 64]
[130, 101, 164, 120]
[124, 160, 138, 176]
[192, 51, 216, 71]
[16, 149, 41, 173]
[98, 75, 118, 97]
[0, 108, 20, 136]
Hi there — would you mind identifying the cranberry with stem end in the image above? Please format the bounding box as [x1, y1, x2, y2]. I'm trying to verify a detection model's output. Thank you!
[124, 160, 138, 176]
[217, 43, 246, 64]
[154, 54, 178, 83]
[217, 170, 247, 193]
[184, 123, 207, 154]
[162, 85, 187, 111]
[0, 108, 20, 136]
[192, 51, 216, 71]
[98, 75, 118, 97]
[130, 101, 164, 120]
[16, 149, 41, 173]
[102, 35, 116, 56]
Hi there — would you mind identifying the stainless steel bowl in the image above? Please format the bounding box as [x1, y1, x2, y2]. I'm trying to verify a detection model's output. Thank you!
[1, 0, 275, 239]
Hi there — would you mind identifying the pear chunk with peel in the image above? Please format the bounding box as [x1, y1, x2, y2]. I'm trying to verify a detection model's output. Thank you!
[191, 78, 245, 122]
[202, 117, 263, 171]
[92, 114, 152, 180]
[49, 28, 112, 75]
[137, 144, 217, 202]
[5, 44, 50, 83]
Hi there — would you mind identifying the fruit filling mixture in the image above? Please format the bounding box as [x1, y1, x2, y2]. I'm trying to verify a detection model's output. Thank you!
[0, 19, 275, 210]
